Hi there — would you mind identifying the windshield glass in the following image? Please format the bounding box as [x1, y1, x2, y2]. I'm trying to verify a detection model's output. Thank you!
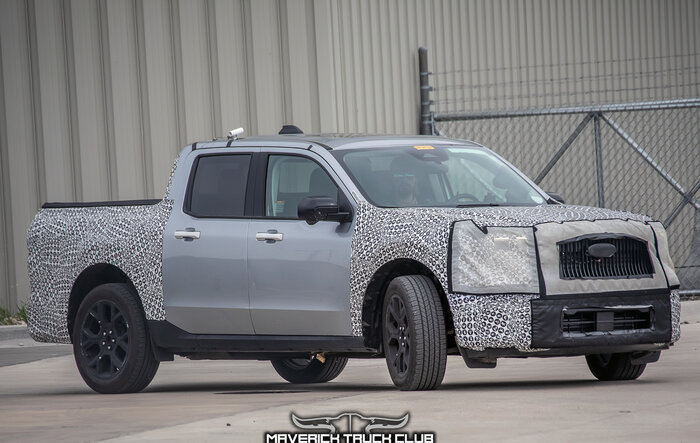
[332, 145, 547, 208]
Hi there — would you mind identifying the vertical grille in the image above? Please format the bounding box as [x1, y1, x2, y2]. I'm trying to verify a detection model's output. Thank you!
[558, 236, 653, 279]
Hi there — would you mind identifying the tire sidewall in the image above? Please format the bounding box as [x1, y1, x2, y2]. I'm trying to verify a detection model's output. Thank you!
[271, 356, 347, 383]
[72, 284, 142, 393]
[279, 358, 323, 378]
[586, 352, 646, 381]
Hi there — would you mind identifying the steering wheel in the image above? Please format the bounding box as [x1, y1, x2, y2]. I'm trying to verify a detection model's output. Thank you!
[448, 193, 479, 204]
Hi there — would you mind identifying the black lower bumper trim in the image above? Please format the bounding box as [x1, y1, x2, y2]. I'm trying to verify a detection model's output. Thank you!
[462, 343, 669, 360]
[531, 292, 672, 348]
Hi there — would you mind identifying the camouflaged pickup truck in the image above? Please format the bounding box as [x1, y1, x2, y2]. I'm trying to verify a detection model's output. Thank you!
[27, 129, 680, 393]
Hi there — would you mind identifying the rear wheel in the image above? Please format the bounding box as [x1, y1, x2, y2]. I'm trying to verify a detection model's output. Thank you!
[72, 283, 159, 393]
[382, 275, 447, 390]
[585, 353, 646, 381]
[271, 356, 348, 383]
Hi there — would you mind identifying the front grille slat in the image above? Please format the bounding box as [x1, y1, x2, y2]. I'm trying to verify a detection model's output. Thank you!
[558, 236, 653, 280]
[619, 238, 627, 276]
[563, 308, 653, 334]
[615, 238, 622, 276]
[635, 241, 644, 276]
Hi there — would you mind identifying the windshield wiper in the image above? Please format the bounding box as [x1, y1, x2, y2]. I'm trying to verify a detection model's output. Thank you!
[455, 203, 503, 208]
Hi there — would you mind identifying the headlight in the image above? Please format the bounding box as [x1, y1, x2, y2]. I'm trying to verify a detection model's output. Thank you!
[648, 221, 680, 287]
[450, 222, 540, 294]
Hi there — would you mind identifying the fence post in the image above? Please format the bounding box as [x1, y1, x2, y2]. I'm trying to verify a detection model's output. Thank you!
[594, 113, 605, 208]
[418, 47, 432, 135]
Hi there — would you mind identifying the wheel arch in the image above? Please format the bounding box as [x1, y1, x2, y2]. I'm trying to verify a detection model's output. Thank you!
[68, 263, 139, 342]
[361, 258, 454, 351]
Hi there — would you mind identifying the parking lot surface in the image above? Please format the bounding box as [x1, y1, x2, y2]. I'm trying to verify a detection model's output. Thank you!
[1, 302, 699, 442]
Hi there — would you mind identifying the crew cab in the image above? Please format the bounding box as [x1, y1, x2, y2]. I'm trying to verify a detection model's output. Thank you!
[27, 129, 681, 393]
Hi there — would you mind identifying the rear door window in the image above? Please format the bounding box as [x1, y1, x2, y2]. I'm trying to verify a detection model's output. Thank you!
[187, 154, 251, 217]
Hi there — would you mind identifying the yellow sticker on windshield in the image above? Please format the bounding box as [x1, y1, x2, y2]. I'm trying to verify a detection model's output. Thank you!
[414, 145, 435, 150]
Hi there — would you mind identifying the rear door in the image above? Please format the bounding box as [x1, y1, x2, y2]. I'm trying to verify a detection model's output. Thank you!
[162, 150, 256, 334]
[247, 150, 354, 336]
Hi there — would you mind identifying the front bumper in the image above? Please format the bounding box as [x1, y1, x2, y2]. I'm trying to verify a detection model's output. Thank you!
[531, 290, 672, 348]
[449, 289, 680, 353]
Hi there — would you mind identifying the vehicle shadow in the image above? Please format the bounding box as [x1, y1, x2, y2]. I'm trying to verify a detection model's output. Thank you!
[440, 377, 666, 391]
[19, 374, 665, 396]
[145, 382, 395, 394]
[141, 377, 665, 394]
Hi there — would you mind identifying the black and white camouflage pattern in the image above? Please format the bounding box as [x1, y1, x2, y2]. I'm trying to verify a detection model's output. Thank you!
[348, 201, 681, 351]
[26, 158, 180, 343]
[671, 289, 681, 342]
[449, 293, 539, 351]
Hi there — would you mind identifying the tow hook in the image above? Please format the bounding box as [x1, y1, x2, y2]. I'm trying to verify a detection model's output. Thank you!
[315, 353, 326, 364]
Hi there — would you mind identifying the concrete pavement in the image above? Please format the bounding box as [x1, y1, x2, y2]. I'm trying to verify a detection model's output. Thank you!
[0, 324, 71, 367]
[0, 301, 698, 442]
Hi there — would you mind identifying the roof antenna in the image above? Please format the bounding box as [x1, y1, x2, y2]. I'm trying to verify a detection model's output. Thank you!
[279, 125, 304, 135]
[227, 128, 244, 140]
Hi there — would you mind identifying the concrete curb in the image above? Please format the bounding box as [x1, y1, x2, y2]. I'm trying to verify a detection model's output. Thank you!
[0, 324, 29, 341]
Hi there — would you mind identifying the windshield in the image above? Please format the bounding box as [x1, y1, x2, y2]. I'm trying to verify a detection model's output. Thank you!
[332, 145, 547, 208]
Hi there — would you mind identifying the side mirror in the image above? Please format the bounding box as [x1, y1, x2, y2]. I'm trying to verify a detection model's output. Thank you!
[298, 196, 352, 225]
[547, 192, 565, 204]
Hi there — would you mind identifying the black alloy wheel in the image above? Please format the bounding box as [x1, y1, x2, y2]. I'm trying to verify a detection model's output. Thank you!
[79, 300, 130, 378]
[73, 283, 159, 393]
[385, 294, 411, 376]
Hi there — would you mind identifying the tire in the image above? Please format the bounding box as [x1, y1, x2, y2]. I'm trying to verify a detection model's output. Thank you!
[382, 275, 447, 391]
[271, 356, 348, 383]
[585, 353, 646, 381]
[72, 283, 159, 393]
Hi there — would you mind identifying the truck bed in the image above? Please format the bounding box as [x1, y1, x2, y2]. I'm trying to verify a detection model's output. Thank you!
[42, 199, 161, 209]
[27, 198, 173, 343]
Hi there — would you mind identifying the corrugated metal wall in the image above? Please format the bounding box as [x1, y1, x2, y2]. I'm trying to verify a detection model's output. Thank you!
[429, 0, 699, 112]
[1, 0, 697, 311]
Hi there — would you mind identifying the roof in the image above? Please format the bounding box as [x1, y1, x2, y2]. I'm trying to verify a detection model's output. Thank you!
[192, 134, 482, 151]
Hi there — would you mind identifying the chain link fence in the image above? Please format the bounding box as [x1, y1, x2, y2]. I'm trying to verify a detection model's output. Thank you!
[418, 49, 700, 294]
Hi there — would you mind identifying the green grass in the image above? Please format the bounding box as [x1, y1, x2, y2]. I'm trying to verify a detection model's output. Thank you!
[0, 304, 27, 325]
[0, 306, 14, 325]
[16, 304, 27, 323]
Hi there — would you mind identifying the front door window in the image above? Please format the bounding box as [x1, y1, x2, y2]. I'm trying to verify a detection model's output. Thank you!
[265, 155, 338, 218]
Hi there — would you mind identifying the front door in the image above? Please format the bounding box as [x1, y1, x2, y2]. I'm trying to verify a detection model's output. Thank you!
[247, 152, 353, 336]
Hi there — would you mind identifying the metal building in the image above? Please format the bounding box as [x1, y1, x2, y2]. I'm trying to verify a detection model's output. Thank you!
[1, 0, 698, 311]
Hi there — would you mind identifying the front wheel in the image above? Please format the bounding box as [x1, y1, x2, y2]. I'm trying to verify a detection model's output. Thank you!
[585, 353, 646, 381]
[382, 275, 447, 390]
[271, 356, 348, 383]
[72, 283, 159, 393]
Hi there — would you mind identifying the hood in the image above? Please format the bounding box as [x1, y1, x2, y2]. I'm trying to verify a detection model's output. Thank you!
[380, 204, 653, 229]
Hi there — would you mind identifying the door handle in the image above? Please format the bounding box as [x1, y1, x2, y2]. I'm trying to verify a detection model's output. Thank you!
[174, 229, 201, 240]
[256, 230, 283, 243]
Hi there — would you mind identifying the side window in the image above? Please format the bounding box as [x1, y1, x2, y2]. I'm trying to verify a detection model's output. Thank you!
[265, 155, 338, 218]
[187, 154, 251, 217]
